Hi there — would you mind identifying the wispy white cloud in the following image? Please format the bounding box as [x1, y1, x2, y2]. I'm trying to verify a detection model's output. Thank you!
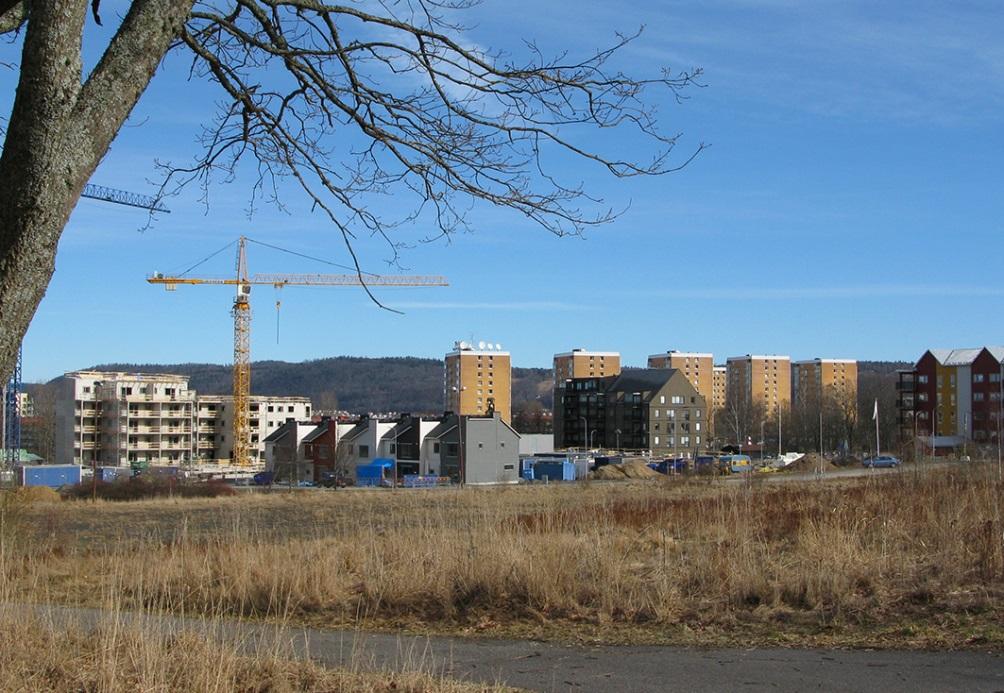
[647, 284, 1004, 300]
[391, 300, 585, 311]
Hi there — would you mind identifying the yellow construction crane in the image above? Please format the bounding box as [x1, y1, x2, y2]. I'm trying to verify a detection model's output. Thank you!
[149, 235, 448, 467]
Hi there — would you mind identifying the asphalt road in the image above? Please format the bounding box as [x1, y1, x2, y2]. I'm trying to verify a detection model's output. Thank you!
[17, 603, 1004, 692]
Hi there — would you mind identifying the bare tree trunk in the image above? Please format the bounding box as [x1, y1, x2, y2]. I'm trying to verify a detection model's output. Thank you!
[0, 0, 192, 380]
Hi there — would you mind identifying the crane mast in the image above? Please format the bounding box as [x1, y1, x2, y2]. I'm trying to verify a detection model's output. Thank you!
[149, 235, 447, 467]
[232, 237, 252, 472]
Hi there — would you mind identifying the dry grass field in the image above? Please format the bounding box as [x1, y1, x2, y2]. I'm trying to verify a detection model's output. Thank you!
[5, 464, 1004, 650]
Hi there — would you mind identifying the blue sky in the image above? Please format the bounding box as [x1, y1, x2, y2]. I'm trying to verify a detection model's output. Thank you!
[7, 1, 1004, 381]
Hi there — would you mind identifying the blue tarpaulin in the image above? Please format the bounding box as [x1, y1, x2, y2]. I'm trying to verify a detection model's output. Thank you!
[357, 458, 394, 487]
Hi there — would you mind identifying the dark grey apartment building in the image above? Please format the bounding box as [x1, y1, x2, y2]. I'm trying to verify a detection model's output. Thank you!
[554, 368, 707, 456]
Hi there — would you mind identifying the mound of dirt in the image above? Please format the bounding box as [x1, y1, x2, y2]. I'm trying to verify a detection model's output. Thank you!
[12, 486, 61, 504]
[785, 453, 838, 473]
[589, 461, 662, 480]
[591, 464, 627, 480]
[622, 461, 662, 479]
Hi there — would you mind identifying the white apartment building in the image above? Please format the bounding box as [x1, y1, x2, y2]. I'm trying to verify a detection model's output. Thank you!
[54, 371, 197, 467]
[54, 371, 311, 467]
[198, 395, 312, 465]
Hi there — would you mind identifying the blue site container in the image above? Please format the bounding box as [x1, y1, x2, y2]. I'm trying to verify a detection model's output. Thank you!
[19, 464, 81, 488]
[531, 460, 575, 482]
[97, 466, 130, 482]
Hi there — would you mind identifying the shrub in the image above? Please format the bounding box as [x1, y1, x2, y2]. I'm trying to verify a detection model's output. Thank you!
[64, 476, 236, 502]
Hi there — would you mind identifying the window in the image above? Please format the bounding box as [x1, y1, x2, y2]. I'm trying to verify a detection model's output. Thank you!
[671, 395, 684, 404]
[654, 435, 660, 446]
[695, 422, 701, 431]
[992, 373, 1002, 384]
[503, 464, 515, 470]
[358, 444, 370, 458]
[83, 386, 91, 394]
[659, 395, 666, 404]
[696, 436, 701, 445]
[918, 392, 928, 402]
[267, 405, 274, 412]
[433, 442, 440, 454]
[918, 375, 929, 384]
[974, 393, 985, 402]
[974, 373, 985, 383]
[478, 442, 483, 448]
[654, 409, 660, 418]
[680, 436, 690, 446]
[389, 443, 396, 454]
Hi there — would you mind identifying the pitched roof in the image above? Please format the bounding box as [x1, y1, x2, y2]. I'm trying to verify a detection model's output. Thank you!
[262, 423, 293, 444]
[338, 421, 368, 441]
[301, 423, 330, 443]
[605, 368, 676, 394]
[986, 346, 1004, 364]
[943, 348, 981, 366]
[426, 416, 458, 439]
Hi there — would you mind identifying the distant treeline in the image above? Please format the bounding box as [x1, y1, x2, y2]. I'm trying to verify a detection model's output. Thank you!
[84, 356, 552, 415]
[70, 357, 909, 420]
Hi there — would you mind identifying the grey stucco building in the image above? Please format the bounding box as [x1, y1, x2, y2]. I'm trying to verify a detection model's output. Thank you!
[427, 412, 520, 484]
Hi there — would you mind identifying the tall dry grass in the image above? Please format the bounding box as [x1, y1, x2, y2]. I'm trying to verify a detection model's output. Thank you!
[11, 465, 1004, 645]
[0, 490, 513, 692]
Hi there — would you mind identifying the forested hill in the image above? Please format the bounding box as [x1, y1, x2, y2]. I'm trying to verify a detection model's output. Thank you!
[84, 357, 553, 414]
[74, 358, 910, 415]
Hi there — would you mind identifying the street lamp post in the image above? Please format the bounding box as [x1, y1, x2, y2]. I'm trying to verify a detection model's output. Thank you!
[759, 420, 765, 463]
[590, 429, 597, 449]
[615, 428, 621, 451]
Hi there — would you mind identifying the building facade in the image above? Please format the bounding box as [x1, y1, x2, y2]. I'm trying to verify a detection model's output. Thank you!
[554, 369, 707, 456]
[792, 359, 858, 411]
[726, 355, 792, 414]
[54, 371, 197, 467]
[444, 341, 512, 423]
[426, 412, 520, 484]
[198, 395, 312, 465]
[553, 349, 621, 385]
[897, 347, 1004, 444]
[712, 365, 727, 413]
[552, 349, 620, 446]
[54, 371, 311, 467]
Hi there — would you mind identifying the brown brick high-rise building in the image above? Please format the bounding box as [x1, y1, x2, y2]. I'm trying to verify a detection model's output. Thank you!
[444, 341, 511, 423]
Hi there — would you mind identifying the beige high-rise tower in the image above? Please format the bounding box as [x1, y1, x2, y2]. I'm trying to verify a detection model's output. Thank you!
[713, 365, 727, 412]
[444, 341, 512, 423]
[792, 359, 858, 410]
[648, 351, 714, 407]
[553, 349, 621, 388]
[726, 354, 792, 413]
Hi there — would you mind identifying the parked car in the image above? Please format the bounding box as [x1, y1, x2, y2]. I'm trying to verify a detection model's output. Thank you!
[319, 471, 354, 488]
[863, 455, 901, 468]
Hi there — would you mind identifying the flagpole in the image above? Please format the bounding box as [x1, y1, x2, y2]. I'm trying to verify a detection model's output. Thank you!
[873, 397, 880, 458]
